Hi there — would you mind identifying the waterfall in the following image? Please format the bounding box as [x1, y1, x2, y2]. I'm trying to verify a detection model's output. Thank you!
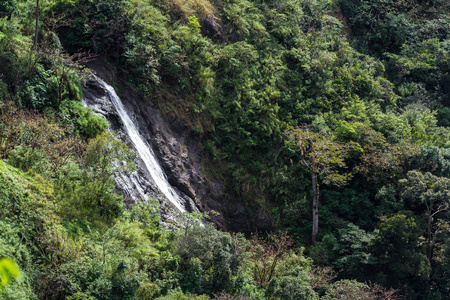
[86, 77, 187, 213]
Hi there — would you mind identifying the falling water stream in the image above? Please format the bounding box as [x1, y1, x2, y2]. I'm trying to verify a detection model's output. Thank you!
[91, 77, 186, 212]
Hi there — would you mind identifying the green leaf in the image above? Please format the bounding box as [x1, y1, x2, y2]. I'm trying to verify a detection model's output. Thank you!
[0, 257, 19, 288]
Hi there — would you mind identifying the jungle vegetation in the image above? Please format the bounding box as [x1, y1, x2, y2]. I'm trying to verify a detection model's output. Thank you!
[0, 0, 449, 299]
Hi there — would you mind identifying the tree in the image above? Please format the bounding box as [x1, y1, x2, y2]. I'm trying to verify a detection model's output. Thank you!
[332, 224, 377, 277]
[400, 171, 450, 265]
[175, 216, 243, 295]
[411, 146, 450, 178]
[286, 127, 350, 244]
[81, 132, 135, 219]
[249, 232, 318, 300]
[248, 231, 294, 288]
[372, 212, 430, 293]
[265, 274, 318, 300]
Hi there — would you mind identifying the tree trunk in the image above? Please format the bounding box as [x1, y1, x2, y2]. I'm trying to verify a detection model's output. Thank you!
[58, 79, 63, 105]
[427, 214, 432, 263]
[33, 0, 39, 50]
[312, 171, 319, 245]
[427, 213, 432, 294]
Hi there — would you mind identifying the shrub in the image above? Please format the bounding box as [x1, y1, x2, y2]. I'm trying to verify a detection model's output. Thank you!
[61, 101, 109, 138]
[176, 218, 243, 295]
[265, 274, 318, 300]
[67, 292, 98, 300]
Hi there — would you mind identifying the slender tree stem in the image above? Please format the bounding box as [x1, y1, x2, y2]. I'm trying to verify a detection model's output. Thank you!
[33, 0, 40, 50]
[312, 171, 319, 245]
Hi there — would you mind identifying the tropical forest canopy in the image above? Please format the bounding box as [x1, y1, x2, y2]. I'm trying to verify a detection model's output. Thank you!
[0, 0, 450, 299]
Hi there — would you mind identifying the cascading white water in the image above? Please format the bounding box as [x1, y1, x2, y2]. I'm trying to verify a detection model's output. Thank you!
[95, 78, 186, 212]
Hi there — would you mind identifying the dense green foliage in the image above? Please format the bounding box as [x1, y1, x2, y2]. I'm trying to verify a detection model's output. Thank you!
[1, 0, 449, 298]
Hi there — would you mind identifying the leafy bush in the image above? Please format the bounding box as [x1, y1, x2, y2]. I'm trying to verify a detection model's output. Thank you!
[67, 292, 98, 300]
[7, 146, 50, 174]
[18, 72, 59, 109]
[77, 132, 134, 220]
[265, 272, 318, 300]
[323, 280, 373, 300]
[61, 101, 109, 138]
[176, 217, 244, 295]
[155, 290, 209, 300]
[372, 212, 430, 295]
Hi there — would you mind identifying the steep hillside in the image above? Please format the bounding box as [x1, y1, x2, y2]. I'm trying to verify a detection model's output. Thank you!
[0, 0, 450, 298]
[0, 160, 54, 299]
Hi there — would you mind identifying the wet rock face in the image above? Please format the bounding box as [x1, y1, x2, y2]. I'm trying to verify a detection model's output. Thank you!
[83, 79, 186, 222]
[105, 82, 228, 227]
[84, 60, 272, 232]
[116, 85, 263, 232]
[82, 80, 117, 127]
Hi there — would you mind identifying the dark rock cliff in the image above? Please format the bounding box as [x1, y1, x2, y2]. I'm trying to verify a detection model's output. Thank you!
[83, 58, 270, 232]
